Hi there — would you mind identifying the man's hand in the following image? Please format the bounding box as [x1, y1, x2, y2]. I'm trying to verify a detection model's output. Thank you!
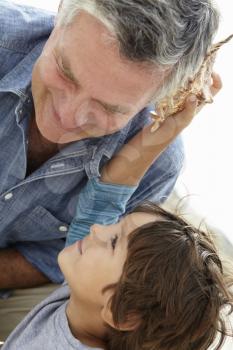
[0, 248, 50, 289]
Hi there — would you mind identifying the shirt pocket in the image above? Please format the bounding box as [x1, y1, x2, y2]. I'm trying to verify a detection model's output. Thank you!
[8, 206, 69, 243]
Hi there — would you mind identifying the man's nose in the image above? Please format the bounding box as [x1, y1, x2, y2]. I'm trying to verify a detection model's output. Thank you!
[54, 91, 91, 129]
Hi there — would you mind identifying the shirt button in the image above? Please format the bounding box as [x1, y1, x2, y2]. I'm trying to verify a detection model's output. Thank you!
[4, 192, 13, 201]
[59, 225, 68, 232]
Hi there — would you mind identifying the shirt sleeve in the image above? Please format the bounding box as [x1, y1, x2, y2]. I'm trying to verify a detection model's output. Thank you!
[66, 177, 137, 246]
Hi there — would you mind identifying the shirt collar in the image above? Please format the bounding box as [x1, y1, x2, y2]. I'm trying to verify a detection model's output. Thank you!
[0, 40, 46, 101]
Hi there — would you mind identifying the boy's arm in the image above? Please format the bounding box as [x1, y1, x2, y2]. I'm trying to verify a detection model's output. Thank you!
[101, 96, 197, 186]
[101, 73, 222, 185]
[101, 72, 222, 186]
[67, 73, 221, 245]
[66, 178, 137, 246]
[66, 96, 197, 246]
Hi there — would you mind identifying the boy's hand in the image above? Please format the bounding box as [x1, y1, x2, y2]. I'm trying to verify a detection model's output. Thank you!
[102, 73, 222, 186]
[161, 72, 222, 133]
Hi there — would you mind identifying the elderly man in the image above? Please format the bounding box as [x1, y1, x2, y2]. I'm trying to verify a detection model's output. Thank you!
[0, 0, 219, 337]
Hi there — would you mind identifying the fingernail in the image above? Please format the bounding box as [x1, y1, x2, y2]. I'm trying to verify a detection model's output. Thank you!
[189, 95, 197, 103]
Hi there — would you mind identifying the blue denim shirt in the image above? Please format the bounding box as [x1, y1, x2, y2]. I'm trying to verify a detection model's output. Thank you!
[0, 1, 184, 283]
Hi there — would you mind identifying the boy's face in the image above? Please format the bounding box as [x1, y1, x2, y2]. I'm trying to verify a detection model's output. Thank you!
[58, 212, 157, 306]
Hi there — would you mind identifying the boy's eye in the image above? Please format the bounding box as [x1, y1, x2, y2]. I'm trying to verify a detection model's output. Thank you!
[111, 235, 118, 250]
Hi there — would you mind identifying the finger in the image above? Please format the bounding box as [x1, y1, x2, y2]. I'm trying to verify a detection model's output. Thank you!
[210, 72, 223, 96]
[185, 94, 198, 113]
[172, 94, 198, 129]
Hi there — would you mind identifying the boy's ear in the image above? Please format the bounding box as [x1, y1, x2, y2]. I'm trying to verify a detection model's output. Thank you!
[101, 295, 141, 331]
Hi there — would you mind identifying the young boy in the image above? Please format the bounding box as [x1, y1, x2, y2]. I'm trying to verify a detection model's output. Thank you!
[2, 75, 232, 350]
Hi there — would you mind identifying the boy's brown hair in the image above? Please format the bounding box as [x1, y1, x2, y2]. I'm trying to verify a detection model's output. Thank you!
[105, 202, 233, 350]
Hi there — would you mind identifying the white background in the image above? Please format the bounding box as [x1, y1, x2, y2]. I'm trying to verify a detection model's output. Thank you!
[12, 0, 233, 243]
[179, 1, 233, 244]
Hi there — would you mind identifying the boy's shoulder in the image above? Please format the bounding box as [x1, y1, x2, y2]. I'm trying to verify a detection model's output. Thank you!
[2, 283, 103, 350]
[2, 284, 70, 349]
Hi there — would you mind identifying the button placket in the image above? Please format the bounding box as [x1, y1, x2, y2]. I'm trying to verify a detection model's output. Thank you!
[59, 225, 68, 233]
[4, 192, 13, 201]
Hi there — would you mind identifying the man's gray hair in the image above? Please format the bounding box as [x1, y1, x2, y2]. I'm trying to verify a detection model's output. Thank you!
[57, 0, 220, 103]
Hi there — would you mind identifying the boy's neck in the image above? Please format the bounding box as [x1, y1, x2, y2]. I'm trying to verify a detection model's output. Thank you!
[66, 295, 107, 349]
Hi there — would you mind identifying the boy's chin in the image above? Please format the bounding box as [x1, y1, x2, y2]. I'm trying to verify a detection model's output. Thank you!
[57, 242, 78, 276]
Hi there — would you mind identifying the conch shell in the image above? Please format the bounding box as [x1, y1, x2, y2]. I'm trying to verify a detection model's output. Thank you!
[150, 34, 233, 132]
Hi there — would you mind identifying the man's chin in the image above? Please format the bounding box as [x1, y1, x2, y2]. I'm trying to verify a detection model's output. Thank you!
[43, 129, 96, 144]
[35, 125, 58, 145]
[55, 127, 112, 143]
[38, 120, 112, 144]
[36, 120, 73, 145]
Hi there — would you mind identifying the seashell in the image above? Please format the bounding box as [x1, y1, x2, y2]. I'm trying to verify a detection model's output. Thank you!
[150, 34, 233, 132]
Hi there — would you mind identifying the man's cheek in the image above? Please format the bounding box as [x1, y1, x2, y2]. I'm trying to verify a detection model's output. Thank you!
[88, 111, 110, 134]
[110, 116, 131, 133]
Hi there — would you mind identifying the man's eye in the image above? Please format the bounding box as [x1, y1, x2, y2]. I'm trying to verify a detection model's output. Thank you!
[55, 57, 70, 80]
[111, 235, 118, 250]
[58, 65, 69, 80]
[56, 61, 65, 76]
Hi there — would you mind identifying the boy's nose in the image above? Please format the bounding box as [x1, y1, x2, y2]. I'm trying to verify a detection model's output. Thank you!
[90, 224, 105, 238]
[90, 224, 109, 245]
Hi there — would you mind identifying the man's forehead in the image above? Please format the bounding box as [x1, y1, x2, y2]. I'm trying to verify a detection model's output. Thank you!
[53, 11, 166, 108]
[54, 46, 132, 115]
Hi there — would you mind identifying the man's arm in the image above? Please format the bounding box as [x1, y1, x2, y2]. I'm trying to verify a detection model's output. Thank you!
[0, 248, 49, 289]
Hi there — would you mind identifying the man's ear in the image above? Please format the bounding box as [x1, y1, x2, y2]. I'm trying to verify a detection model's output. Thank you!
[101, 296, 141, 331]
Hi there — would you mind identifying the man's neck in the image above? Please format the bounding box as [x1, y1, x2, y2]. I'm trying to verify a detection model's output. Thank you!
[26, 115, 60, 176]
[28, 115, 59, 156]
[66, 294, 107, 349]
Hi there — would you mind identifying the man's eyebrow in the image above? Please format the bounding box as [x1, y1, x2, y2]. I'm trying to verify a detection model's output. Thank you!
[93, 99, 130, 115]
[56, 49, 131, 115]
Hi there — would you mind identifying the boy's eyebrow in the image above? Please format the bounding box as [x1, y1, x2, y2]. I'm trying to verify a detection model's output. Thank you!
[55, 49, 131, 115]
